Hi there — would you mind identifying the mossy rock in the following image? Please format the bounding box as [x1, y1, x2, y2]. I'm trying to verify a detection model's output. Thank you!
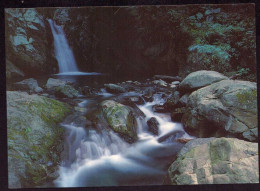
[7, 91, 71, 188]
[101, 100, 137, 143]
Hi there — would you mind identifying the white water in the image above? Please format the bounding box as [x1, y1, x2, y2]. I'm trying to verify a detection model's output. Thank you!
[48, 19, 79, 74]
[55, 93, 194, 187]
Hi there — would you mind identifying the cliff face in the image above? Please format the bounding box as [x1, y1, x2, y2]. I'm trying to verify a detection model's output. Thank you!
[5, 5, 256, 81]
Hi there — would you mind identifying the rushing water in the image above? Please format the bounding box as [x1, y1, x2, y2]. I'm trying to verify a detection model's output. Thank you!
[54, 92, 194, 187]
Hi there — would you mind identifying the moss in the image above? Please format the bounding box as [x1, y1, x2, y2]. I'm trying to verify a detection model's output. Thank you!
[236, 89, 257, 104]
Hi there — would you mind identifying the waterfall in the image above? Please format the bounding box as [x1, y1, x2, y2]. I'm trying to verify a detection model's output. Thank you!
[48, 19, 79, 74]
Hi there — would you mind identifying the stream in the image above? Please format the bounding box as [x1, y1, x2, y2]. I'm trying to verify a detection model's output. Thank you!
[54, 90, 194, 187]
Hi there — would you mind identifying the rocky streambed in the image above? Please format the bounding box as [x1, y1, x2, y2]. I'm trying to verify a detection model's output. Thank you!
[7, 70, 259, 188]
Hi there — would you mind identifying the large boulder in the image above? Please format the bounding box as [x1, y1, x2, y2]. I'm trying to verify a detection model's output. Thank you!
[182, 80, 257, 141]
[7, 91, 71, 188]
[46, 78, 80, 98]
[101, 100, 137, 143]
[168, 138, 259, 184]
[179, 70, 228, 93]
[14, 78, 43, 93]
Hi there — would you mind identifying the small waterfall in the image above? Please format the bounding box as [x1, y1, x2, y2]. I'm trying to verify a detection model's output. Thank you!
[55, 94, 194, 187]
[48, 19, 79, 74]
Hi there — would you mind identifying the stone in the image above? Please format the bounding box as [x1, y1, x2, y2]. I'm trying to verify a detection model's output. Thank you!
[153, 79, 167, 87]
[171, 107, 186, 122]
[179, 70, 229, 93]
[15, 78, 43, 93]
[168, 138, 259, 184]
[7, 91, 71, 188]
[182, 80, 257, 141]
[104, 83, 126, 94]
[147, 117, 159, 135]
[46, 78, 79, 98]
[101, 100, 137, 143]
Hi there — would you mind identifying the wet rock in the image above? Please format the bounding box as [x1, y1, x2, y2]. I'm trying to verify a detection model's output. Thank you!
[168, 138, 259, 184]
[182, 80, 257, 141]
[171, 81, 180, 85]
[153, 79, 167, 87]
[157, 130, 185, 143]
[153, 75, 182, 83]
[101, 100, 137, 143]
[171, 107, 186, 122]
[7, 91, 71, 188]
[104, 83, 126, 94]
[152, 104, 168, 113]
[14, 78, 43, 93]
[147, 117, 159, 135]
[179, 70, 228, 93]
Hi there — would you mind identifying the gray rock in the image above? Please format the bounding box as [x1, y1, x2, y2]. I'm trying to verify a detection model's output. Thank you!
[101, 100, 137, 143]
[46, 78, 79, 98]
[182, 80, 257, 141]
[147, 117, 159, 135]
[104, 83, 126, 94]
[168, 138, 259, 184]
[15, 78, 43, 93]
[7, 91, 70, 188]
[46, 78, 67, 89]
[153, 79, 167, 87]
[179, 70, 229, 93]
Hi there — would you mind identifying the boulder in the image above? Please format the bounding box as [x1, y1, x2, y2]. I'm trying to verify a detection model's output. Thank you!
[168, 138, 259, 184]
[152, 79, 167, 87]
[182, 80, 257, 141]
[153, 75, 182, 83]
[147, 117, 159, 135]
[179, 70, 228, 93]
[104, 83, 126, 94]
[101, 100, 137, 143]
[14, 78, 43, 93]
[171, 107, 186, 122]
[7, 91, 71, 188]
[46, 78, 79, 98]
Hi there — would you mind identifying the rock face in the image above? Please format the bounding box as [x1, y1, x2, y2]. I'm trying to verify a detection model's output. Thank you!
[7, 91, 71, 188]
[153, 75, 182, 83]
[15, 78, 43, 93]
[168, 138, 259, 184]
[182, 80, 257, 141]
[46, 78, 80, 98]
[179, 70, 229, 93]
[6, 60, 25, 81]
[101, 100, 137, 143]
[5, 8, 56, 76]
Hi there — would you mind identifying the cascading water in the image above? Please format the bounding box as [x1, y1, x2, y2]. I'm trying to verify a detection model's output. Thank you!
[55, 92, 194, 187]
[48, 19, 79, 74]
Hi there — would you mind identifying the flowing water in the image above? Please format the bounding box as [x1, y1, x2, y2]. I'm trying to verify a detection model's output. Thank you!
[54, 92, 194, 187]
[47, 19, 194, 187]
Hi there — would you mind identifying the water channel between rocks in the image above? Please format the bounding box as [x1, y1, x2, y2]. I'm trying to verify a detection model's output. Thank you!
[52, 83, 194, 187]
